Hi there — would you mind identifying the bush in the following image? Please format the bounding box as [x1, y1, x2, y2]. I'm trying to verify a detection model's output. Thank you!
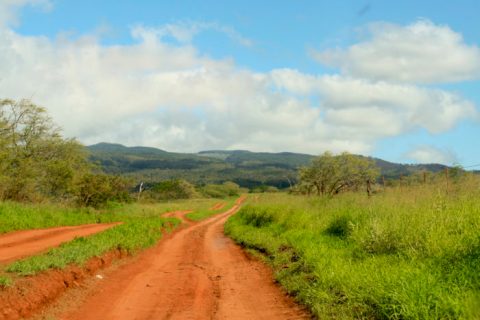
[200, 181, 242, 198]
[145, 179, 197, 200]
[325, 215, 355, 238]
[76, 173, 132, 208]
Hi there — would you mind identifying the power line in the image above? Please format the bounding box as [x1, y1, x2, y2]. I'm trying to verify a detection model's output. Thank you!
[463, 163, 480, 169]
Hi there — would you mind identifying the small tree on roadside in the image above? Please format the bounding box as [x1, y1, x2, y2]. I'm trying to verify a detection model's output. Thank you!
[299, 152, 379, 196]
[76, 173, 132, 208]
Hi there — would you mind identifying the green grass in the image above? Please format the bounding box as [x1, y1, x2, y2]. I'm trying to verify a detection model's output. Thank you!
[0, 275, 12, 288]
[225, 182, 480, 319]
[0, 197, 228, 235]
[0, 201, 119, 234]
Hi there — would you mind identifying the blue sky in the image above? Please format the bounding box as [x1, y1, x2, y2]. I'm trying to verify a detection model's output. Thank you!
[2, 0, 480, 166]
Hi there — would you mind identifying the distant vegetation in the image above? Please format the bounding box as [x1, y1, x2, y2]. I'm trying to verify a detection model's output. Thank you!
[88, 142, 453, 190]
[0, 99, 464, 207]
[226, 175, 480, 319]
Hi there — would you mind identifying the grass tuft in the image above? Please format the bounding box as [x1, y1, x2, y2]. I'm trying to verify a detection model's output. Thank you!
[0, 275, 12, 288]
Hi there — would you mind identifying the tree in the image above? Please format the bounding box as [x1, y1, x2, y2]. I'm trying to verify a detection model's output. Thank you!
[76, 173, 132, 208]
[0, 99, 90, 201]
[298, 152, 379, 196]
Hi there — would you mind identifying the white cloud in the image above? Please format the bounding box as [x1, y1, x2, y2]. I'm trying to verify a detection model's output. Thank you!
[312, 20, 480, 84]
[406, 145, 458, 165]
[270, 71, 477, 135]
[131, 21, 253, 47]
[0, 17, 477, 158]
[0, 0, 52, 27]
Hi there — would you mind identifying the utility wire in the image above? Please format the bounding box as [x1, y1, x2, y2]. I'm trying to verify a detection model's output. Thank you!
[463, 163, 480, 168]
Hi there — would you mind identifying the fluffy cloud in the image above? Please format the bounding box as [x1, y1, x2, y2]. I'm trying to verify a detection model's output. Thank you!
[270, 70, 476, 135]
[406, 146, 458, 165]
[312, 20, 480, 84]
[0, 0, 52, 26]
[0, 9, 477, 158]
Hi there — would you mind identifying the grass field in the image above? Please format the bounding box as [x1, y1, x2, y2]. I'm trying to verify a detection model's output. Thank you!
[225, 181, 480, 319]
[0, 201, 119, 234]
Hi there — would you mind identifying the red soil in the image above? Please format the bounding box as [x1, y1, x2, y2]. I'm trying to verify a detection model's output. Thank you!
[59, 197, 308, 319]
[209, 202, 226, 211]
[0, 249, 127, 320]
[162, 210, 194, 224]
[0, 223, 120, 264]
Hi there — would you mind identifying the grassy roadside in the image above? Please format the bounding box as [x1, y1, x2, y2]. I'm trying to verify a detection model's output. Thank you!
[0, 201, 119, 234]
[225, 187, 480, 319]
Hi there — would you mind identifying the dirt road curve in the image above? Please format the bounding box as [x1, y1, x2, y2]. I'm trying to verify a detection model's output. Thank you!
[162, 210, 193, 223]
[0, 223, 120, 264]
[61, 203, 308, 320]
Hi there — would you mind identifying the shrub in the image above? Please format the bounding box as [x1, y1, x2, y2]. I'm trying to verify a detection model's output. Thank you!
[145, 179, 197, 200]
[76, 173, 132, 208]
[200, 181, 242, 198]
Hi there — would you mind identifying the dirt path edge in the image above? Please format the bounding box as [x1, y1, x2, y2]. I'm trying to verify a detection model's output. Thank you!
[0, 249, 128, 320]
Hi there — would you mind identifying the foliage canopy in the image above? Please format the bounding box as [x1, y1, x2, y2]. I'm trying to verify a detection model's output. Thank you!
[298, 151, 379, 196]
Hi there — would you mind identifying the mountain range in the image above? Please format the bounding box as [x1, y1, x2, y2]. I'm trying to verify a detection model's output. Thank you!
[87, 143, 449, 189]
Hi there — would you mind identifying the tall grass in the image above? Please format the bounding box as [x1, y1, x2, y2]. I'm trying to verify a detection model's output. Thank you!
[226, 180, 480, 319]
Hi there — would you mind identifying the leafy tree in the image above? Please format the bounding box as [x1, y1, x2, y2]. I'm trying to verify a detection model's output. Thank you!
[76, 173, 132, 208]
[299, 152, 379, 196]
[0, 99, 90, 201]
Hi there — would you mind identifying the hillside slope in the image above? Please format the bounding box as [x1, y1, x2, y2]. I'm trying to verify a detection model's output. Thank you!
[87, 143, 448, 188]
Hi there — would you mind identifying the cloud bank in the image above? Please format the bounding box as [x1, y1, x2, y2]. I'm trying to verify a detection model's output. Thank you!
[313, 20, 480, 84]
[0, 6, 477, 162]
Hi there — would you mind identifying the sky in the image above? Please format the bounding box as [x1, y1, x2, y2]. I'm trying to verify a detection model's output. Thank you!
[1, 0, 480, 166]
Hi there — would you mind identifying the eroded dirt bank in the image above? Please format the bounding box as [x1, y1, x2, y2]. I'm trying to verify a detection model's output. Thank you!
[0, 249, 127, 320]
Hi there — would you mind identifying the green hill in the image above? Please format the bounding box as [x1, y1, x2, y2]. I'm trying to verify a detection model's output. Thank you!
[87, 143, 449, 188]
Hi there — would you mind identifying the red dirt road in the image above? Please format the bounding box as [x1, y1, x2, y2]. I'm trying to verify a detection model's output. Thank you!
[0, 223, 120, 264]
[210, 202, 226, 210]
[162, 210, 194, 223]
[60, 203, 308, 320]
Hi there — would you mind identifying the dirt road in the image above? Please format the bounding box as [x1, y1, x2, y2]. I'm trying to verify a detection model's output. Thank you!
[0, 223, 120, 264]
[162, 210, 193, 223]
[60, 203, 308, 319]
